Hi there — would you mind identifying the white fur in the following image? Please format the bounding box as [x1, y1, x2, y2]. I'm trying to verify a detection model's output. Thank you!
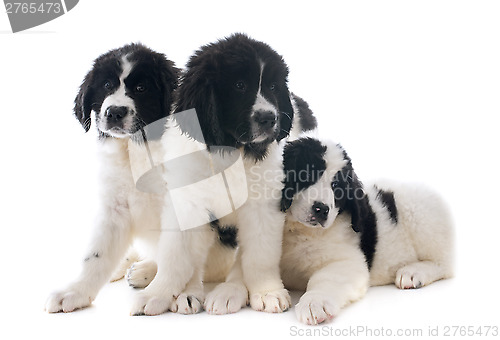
[45, 59, 233, 313]
[129, 113, 291, 316]
[280, 139, 454, 325]
[366, 180, 454, 288]
[45, 138, 164, 313]
[98, 57, 136, 138]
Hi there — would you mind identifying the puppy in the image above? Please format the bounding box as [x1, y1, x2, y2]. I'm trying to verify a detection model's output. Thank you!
[45, 43, 180, 313]
[280, 136, 454, 325]
[130, 33, 317, 316]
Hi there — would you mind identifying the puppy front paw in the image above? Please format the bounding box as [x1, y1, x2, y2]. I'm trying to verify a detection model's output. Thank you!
[295, 291, 340, 325]
[45, 288, 94, 313]
[130, 291, 173, 316]
[126, 260, 157, 288]
[170, 293, 203, 314]
[249, 288, 290, 313]
[205, 282, 248, 315]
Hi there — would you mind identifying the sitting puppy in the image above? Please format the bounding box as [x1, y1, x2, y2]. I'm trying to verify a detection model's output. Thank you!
[280, 136, 454, 325]
[45, 43, 183, 313]
[130, 33, 316, 316]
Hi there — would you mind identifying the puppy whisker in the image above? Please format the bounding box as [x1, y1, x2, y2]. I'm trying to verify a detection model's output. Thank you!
[280, 111, 292, 121]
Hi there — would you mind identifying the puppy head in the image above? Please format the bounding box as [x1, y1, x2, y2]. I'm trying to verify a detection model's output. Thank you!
[74, 43, 179, 139]
[281, 137, 372, 232]
[175, 33, 294, 155]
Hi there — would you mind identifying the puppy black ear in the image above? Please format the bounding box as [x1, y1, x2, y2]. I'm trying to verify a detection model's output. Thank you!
[74, 71, 94, 132]
[277, 85, 294, 142]
[281, 138, 327, 212]
[175, 54, 224, 147]
[157, 57, 179, 117]
[280, 185, 295, 212]
[291, 93, 317, 132]
[280, 141, 299, 212]
[340, 167, 375, 233]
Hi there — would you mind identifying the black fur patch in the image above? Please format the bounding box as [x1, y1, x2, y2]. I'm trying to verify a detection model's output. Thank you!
[292, 93, 317, 131]
[210, 219, 238, 248]
[84, 252, 100, 262]
[281, 138, 327, 212]
[330, 146, 378, 269]
[376, 188, 398, 224]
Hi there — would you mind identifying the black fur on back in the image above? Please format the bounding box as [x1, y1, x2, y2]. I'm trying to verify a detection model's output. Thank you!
[376, 187, 398, 224]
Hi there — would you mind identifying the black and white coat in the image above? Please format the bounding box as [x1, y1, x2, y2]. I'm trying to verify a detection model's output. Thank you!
[129, 34, 317, 316]
[45, 43, 185, 313]
[279, 136, 454, 325]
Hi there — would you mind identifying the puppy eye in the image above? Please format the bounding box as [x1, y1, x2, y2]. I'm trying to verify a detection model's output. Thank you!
[104, 81, 113, 90]
[331, 180, 339, 188]
[270, 83, 277, 91]
[135, 83, 147, 93]
[235, 81, 246, 91]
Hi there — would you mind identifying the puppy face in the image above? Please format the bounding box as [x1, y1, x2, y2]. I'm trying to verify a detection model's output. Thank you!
[74, 43, 179, 139]
[215, 54, 287, 144]
[175, 34, 294, 158]
[281, 138, 369, 232]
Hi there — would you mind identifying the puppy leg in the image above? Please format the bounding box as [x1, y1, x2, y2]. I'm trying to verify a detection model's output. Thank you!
[238, 205, 290, 313]
[395, 261, 452, 289]
[126, 260, 157, 288]
[170, 269, 204, 315]
[110, 248, 141, 282]
[205, 251, 249, 315]
[296, 260, 369, 325]
[45, 209, 133, 313]
[130, 211, 215, 316]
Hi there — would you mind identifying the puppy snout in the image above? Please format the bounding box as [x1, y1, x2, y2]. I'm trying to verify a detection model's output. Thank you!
[253, 110, 277, 130]
[312, 201, 329, 225]
[104, 106, 128, 121]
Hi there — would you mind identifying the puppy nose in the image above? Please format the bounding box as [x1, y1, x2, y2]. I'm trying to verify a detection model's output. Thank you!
[105, 106, 128, 120]
[312, 202, 329, 223]
[253, 110, 277, 130]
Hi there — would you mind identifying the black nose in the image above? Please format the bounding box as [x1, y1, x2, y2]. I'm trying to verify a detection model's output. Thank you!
[312, 201, 329, 225]
[105, 106, 128, 121]
[253, 110, 277, 130]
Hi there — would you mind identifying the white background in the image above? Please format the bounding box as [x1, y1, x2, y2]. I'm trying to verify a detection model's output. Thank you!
[1, 1, 499, 339]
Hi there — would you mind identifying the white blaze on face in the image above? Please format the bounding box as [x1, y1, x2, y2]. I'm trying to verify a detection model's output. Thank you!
[98, 56, 137, 136]
[250, 62, 278, 142]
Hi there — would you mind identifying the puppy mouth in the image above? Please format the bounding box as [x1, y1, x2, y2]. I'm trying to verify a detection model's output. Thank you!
[108, 126, 128, 134]
[249, 133, 274, 144]
[98, 125, 133, 138]
[306, 217, 326, 228]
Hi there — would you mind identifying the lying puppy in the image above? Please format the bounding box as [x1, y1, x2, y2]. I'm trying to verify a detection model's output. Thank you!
[130, 33, 316, 316]
[45, 43, 183, 313]
[280, 136, 454, 325]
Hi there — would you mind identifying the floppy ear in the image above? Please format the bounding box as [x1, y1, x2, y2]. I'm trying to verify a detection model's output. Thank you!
[280, 138, 327, 212]
[341, 168, 376, 233]
[174, 54, 224, 147]
[276, 84, 294, 141]
[280, 141, 299, 212]
[73, 70, 94, 132]
[157, 57, 179, 116]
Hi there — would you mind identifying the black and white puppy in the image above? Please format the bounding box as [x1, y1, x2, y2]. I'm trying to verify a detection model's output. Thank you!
[280, 136, 454, 325]
[130, 33, 316, 316]
[45, 43, 180, 313]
